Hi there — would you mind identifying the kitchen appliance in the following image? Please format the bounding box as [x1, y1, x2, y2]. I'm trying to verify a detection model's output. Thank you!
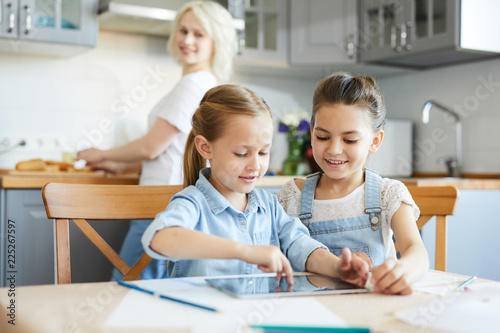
[365, 118, 413, 178]
[98, 0, 244, 36]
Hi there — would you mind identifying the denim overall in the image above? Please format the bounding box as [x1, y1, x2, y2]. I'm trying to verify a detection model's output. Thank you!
[299, 169, 386, 266]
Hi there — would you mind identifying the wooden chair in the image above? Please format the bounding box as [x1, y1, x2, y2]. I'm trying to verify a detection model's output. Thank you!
[42, 183, 182, 284]
[405, 186, 459, 271]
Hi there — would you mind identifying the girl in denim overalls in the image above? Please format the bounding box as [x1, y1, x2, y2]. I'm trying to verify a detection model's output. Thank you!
[277, 72, 429, 295]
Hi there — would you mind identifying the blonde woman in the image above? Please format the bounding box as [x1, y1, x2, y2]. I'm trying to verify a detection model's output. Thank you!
[77, 1, 237, 280]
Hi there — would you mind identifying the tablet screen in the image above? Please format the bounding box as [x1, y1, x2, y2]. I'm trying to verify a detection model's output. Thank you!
[205, 274, 368, 298]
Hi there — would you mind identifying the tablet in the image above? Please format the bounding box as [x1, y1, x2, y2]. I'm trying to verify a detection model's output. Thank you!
[205, 274, 368, 299]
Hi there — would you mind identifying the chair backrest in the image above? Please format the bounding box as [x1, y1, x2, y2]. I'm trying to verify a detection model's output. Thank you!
[42, 183, 183, 284]
[406, 185, 459, 271]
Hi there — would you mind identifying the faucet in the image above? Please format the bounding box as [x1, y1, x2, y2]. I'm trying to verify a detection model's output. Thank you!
[422, 100, 462, 177]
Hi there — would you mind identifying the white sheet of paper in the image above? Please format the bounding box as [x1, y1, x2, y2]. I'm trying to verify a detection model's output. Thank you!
[413, 271, 472, 295]
[104, 278, 346, 332]
[396, 282, 500, 333]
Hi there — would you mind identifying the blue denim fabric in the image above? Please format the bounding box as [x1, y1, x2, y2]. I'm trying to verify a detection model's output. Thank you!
[142, 168, 327, 278]
[299, 169, 386, 266]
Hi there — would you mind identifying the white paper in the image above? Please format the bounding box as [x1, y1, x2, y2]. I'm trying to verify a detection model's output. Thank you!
[105, 278, 346, 333]
[413, 270, 472, 295]
[396, 282, 500, 333]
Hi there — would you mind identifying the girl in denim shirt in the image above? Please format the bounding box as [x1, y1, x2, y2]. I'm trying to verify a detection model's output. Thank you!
[277, 73, 429, 294]
[142, 84, 370, 286]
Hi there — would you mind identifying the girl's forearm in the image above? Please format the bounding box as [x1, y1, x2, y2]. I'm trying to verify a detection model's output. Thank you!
[103, 119, 180, 162]
[150, 227, 249, 260]
[305, 248, 341, 278]
[102, 138, 157, 162]
[398, 243, 429, 281]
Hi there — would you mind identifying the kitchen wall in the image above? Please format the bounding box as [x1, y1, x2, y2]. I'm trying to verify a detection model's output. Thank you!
[377, 57, 500, 175]
[0, 31, 318, 171]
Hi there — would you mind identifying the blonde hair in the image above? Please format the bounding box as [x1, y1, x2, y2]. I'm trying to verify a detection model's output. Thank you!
[167, 1, 237, 81]
[312, 72, 386, 132]
[183, 84, 272, 187]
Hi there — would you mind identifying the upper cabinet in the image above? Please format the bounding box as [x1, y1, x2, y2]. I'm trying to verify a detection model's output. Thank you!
[358, 0, 500, 68]
[237, 0, 288, 66]
[236, 0, 358, 67]
[0, 0, 98, 56]
[236, 0, 500, 71]
[290, 0, 357, 65]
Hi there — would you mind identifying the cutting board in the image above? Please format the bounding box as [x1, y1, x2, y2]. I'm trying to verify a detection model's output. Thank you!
[8, 170, 107, 177]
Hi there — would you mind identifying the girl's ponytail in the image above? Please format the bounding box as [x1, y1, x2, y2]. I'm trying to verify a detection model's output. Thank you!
[183, 125, 206, 188]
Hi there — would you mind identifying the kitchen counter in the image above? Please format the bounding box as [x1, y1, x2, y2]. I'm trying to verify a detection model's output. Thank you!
[0, 172, 294, 189]
[0, 171, 140, 188]
[399, 177, 500, 190]
[258, 174, 500, 190]
[3, 170, 500, 190]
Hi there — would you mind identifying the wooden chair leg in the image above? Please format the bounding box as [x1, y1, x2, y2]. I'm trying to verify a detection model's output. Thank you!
[435, 216, 447, 271]
[55, 219, 71, 284]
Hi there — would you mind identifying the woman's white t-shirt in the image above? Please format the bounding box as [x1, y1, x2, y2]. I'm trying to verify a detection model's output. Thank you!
[140, 71, 217, 186]
[276, 177, 420, 259]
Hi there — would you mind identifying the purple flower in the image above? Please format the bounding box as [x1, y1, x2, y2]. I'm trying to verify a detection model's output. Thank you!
[298, 119, 310, 133]
[278, 123, 289, 133]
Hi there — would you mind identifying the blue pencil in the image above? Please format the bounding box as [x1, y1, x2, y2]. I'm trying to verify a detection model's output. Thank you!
[118, 280, 218, 312]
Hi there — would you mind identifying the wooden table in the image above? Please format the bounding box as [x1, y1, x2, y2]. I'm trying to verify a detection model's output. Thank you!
[0, 271, 495, 333]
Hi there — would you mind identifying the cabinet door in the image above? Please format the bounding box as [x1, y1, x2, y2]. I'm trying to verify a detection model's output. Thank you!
[408, 0, 457, 54]
[359, 0, 408, 62]
[359, 0, 458, 62]
[4, 189, 55, 286]
[0, 0, 19, 38]
[290, 0, 357, 65]
[237, 0, 288, 66]
[17, 0, 97, 46]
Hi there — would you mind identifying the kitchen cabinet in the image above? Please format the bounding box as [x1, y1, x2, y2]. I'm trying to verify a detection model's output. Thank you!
[237, 0, 288, 66]
[0, 184, 133, 287]
[358, 0, 500, 67]
[290, 0, 357, 65]
[0, 0, 98, 56]
[238, 0, 358, 67]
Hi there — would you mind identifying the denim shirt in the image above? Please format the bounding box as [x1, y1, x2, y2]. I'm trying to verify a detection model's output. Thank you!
[142, 168, 327, 278]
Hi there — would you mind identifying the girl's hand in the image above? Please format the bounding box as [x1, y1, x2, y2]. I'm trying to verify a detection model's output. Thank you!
[342, 251, 373, 267]
[76, 148, 105, 164]
[243, 245, 294, 286]
[335, 248, 370, 287]
[370, 257, 412, 295]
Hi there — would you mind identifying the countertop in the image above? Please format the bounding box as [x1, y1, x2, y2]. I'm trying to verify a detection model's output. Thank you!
[259, 174, 500, 190]
[2, 169, 500, 190]
[257, 174, 500, 190]
[398, 177, 500, 190]
[0, 170, 140, 188]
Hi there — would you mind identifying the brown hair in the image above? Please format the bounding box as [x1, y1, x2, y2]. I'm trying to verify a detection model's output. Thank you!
[183, 84, 272, 187]
[311, 72, 386, 132]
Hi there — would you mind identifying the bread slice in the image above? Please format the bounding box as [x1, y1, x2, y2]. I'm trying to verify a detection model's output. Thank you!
[15, 159, 47, 171]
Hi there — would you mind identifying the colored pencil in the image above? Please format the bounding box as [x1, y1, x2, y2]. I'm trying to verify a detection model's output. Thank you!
[457, 276, 476, 291]
[118, 280, 218, 312]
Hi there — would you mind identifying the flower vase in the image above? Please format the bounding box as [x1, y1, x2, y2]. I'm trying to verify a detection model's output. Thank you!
[282, 135, 309, 176]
